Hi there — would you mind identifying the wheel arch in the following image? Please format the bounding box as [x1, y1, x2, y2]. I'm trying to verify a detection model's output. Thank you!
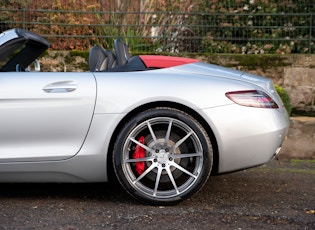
[106, 101, 219, 181]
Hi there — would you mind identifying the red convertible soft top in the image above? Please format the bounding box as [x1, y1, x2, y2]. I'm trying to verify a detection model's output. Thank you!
[139, 55, 198, 68]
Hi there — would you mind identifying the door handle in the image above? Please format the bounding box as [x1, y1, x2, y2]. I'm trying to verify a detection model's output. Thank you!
[43, 81, 77, 93]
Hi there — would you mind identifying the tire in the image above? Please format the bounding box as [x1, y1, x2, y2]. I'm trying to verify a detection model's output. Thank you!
[113, 108, 213, 205]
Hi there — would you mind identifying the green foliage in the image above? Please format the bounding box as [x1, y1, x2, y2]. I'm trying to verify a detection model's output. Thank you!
[199, 0, 314, 54]
[275, 84, 291, 115]
[69, 50, 89, 61]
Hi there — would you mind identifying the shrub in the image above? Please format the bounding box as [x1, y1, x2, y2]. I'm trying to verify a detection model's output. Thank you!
[275, 84, 291, 115]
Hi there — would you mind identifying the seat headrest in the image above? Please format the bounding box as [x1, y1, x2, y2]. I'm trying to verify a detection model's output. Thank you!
[114, 38, 130, 66]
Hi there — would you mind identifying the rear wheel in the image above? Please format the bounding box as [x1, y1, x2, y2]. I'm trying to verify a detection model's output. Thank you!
[113, 108, 213, 205]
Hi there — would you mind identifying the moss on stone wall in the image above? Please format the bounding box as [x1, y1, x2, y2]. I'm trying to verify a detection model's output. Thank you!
[200, 54, 291, 72]
[275, 85, 292, 115]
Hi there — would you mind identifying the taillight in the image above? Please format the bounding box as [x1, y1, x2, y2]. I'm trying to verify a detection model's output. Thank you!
[225, 90, 279, 108]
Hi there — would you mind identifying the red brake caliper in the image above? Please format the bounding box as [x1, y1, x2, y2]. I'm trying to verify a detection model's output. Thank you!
[133, 136, 145, 175]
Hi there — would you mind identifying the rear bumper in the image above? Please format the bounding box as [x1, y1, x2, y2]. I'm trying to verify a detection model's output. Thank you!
[201, 104, 290, 173]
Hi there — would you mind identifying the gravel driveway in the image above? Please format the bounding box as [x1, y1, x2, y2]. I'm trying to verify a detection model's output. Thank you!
[0, 159, 314, 229]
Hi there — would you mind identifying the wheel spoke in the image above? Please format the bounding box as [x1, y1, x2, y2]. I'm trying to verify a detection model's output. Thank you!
[165, 166, 179, 194]
[146, 121, 158, 146]
[171, 131, 193, 150]
[153, 167, 163, 196]
[170, 161, 198, 179]
[124, 156, 154, 163]
[164, 119, 173, 147]
[129, 137, 153, 153]
[132, 162, 157, 184]
[171, 151, 202, 159]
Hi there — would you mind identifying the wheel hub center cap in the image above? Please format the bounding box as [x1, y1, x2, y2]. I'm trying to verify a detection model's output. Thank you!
[157, 150, 169, 164]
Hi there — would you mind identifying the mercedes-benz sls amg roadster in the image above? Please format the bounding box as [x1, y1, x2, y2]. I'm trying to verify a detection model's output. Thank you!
[0, 28, 289, 205]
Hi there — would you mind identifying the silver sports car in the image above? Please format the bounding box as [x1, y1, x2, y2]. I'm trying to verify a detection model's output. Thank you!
[0, 28, 289, 205]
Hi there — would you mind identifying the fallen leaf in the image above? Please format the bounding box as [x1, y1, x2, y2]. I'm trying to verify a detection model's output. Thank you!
[305, 209, 315, 214]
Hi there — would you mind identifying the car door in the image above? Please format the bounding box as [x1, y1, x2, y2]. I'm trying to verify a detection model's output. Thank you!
[0, 72, 96, 162]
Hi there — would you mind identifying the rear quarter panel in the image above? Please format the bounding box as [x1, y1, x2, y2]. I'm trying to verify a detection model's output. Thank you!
[93, 68, 255, 114]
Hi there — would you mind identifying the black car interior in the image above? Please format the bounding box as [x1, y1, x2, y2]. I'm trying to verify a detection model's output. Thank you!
[88, 38, 148, 72]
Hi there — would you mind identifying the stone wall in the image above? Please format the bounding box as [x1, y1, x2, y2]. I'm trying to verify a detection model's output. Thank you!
[40, 51, 88, 72]
[280, 117, 315, 159]
[282, 56, 315, 115]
